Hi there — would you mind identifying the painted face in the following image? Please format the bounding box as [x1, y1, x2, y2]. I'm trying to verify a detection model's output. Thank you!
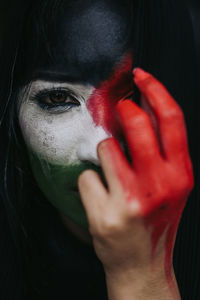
[18, 0, 134, 228]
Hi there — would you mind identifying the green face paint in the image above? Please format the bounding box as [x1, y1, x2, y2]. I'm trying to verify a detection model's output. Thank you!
[29, 151, 102, 229]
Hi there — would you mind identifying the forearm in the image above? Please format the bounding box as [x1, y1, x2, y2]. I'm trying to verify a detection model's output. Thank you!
[105, 267, 181, 300]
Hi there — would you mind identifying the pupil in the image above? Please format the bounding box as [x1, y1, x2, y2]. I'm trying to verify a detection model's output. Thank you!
[50, 92, 66, 103]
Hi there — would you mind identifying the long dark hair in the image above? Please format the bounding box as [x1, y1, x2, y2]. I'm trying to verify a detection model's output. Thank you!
[0, 0, 198, 299]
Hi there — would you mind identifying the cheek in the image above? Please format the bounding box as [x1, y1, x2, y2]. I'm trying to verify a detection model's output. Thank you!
[19, 105, 81, 164]
[19, 104, 110, 165]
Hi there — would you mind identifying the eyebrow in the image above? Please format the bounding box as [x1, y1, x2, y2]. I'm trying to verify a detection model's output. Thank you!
[32, 70, 83, 84]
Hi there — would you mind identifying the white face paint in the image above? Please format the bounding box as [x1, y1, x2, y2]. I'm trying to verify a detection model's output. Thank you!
[18, 80, 111, 166]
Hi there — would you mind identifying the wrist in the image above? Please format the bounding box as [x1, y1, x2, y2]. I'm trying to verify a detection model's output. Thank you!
[105, 265, 180, 300]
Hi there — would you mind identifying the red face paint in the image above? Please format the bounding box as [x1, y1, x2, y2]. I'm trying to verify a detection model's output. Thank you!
[87, 52, 133, 138]
[144, 195, 186, 283]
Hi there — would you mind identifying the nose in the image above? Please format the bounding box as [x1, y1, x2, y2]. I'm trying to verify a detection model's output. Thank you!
[77, 124, 111, 165]
[76, 52, 133, 165]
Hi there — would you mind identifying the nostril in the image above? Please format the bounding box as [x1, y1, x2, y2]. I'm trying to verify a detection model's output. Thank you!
[81, 157, 100, 166]
[81, 160, 93, 165]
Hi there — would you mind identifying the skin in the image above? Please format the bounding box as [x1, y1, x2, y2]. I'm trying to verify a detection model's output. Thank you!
[78, 68, 194, 299]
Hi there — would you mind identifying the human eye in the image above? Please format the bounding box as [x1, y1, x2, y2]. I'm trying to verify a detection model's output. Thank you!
[30, 87, 81, 113]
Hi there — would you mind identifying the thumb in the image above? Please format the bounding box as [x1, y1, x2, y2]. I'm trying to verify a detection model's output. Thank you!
[78, 170, 108, 225]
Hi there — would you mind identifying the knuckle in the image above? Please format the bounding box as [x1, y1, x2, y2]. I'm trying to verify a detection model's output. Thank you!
[161, 106, 184, 122]
[130, 111, 150, 127]
[149, 178, 176, 204]
[160, 176, 193, 202]
[176, 174, 194, 195]
[88, 215, 120, 239]
[142, 164, 194, 212]
[168, 163, 194, 194]
[99, 217, 121, 238]
[126, 200, 141, 218]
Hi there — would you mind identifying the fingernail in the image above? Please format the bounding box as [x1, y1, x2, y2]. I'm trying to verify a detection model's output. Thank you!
[133, 68, 150, 81]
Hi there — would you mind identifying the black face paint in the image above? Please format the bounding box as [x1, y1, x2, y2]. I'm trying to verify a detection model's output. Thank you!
[15, 0, 133, 86]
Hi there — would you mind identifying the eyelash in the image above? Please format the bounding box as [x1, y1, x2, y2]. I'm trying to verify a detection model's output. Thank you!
[30, 87, 81, 112]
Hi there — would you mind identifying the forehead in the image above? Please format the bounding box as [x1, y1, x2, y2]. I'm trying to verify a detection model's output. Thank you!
[23, 0, 133, 85]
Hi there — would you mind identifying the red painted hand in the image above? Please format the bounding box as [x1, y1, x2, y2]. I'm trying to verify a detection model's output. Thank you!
[78, 68, 194, 289]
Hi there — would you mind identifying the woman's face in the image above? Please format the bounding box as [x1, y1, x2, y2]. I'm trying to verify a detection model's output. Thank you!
[18, 0, 133, 228]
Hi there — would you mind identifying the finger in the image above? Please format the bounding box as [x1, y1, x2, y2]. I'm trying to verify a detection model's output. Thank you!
[133, 68, 190, 163]
[116, 100, 162, 171]
[97, 138, 133, 194]
[78, 170, 108, 223]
